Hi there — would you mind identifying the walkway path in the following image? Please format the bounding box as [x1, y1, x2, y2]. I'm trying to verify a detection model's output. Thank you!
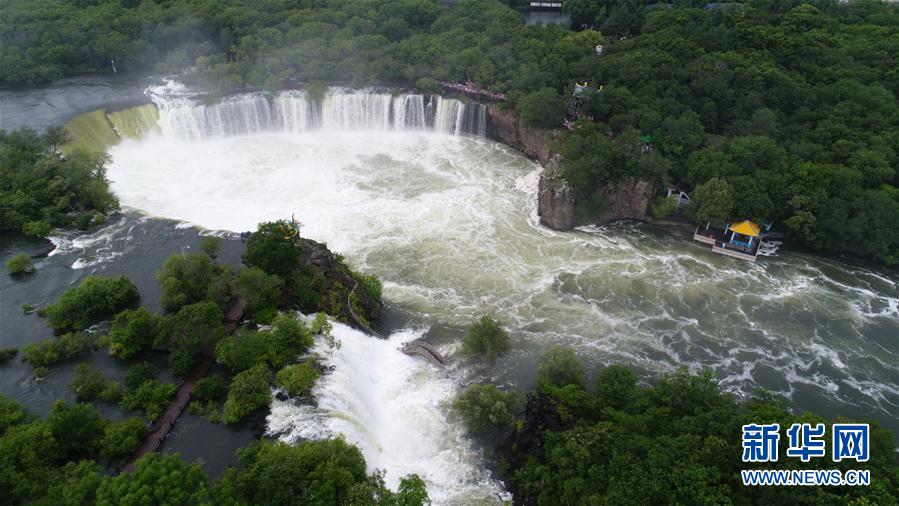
[120, 298, 246, 473]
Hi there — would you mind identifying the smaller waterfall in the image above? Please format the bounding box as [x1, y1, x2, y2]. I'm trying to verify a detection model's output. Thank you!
[273, 90, 313, 133]
[393, 94, 427, 130]
[432, 96, 487, 137]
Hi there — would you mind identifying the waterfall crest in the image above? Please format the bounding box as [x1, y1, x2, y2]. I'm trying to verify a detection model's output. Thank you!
[149, 86, 487, 140]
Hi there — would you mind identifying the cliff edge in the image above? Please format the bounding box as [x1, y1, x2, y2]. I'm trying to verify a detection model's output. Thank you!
[486, 104, 655, 230]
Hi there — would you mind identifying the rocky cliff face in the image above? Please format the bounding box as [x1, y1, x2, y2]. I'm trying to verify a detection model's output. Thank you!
[591, 178, 656, 225]
[486, 104, 553, 165]
[486, 104, 655, 230]
[537, 158, 576, 230]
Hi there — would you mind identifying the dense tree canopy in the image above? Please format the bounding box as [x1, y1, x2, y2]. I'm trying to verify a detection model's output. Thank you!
[0, 128, 117, 236]
[2, 1, 897, 262]
[493, 356, 899, 505]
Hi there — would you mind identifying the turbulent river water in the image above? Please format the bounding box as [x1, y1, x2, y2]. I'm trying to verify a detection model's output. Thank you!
[2, 79, 897, 504]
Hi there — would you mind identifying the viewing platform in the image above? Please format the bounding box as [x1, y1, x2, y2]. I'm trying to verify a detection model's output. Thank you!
[694, 220, 766, 262]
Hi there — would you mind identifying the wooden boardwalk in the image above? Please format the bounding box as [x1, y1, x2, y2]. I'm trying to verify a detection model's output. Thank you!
[120, 298, 246, 473]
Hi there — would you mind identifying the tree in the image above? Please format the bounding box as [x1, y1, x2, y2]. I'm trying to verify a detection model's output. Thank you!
[237, 267, 282, 323]
[691, 178, 736, 225]
[23, 332, 96, 369]
[242, 220, 302, 278]
[160, 301, 226, 376]
[268, 313, 314, 367]
[223, 364, 270, 423]
[0, 396, 30, 436]
[96, 453, 209, 505]
[5, 253, 35, 275]
[100, 417, 146, 461]
[68, 363, 110, 402]
[105, 307, 161, 359]
[0, 420, 59, 502]
[461, 315, 510, 360]
[275, 363, 319, 398]
[517, 88, 565, 129]
[593, 364, 637, 411]
[193, 375, 227, 403]
[453, 384, 518, 434]
[216, 330, 270, 373]
[536, 347, 586, 390]
[120, 380, 176, 421]
[47, 401, 107, 462]
[201, 235, 223, 260]
[213, 439, 367, 505]
[42, 276, 139, 332]
[156, 253, 220, 312]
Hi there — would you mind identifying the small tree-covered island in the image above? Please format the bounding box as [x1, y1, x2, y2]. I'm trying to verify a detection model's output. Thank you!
[1, 0, 897, 505]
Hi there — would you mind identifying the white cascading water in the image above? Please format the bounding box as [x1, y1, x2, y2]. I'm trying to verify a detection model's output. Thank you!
[268, 323, 507, 504]
[148, 85, 487, 139]
[108, 82, 899, 503]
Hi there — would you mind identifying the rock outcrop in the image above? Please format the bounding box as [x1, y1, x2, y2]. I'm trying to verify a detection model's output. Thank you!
[591, 178, 656, 225]
[537, 158, 576, 230]
[486, 104, 553, 165]
[486, 104, 656, 230]
[296, 237, 382, 328]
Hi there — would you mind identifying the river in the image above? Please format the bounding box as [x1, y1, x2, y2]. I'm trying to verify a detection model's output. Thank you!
[1, 79, 897, 504]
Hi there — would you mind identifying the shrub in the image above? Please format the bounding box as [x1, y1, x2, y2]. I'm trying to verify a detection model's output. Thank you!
[160, 301, 226, 376]
[462, 316, 510, 359]
[120, 380, 176, 421]
[200, 236, 223, 260]
[23, 332, 95, 369]
[156, 253, 219, 312]
[537, 347, 586, 390]
[99, 382, 123, 403]
[21, 304, 35, 314]
[275, 363, 319, 398]
[68, 363, 109, 402]
[242, 220, 301, 278]
[212, 439, 367, 505]
[193, 375, 226, 403]
[268, 313, 313, 367]
[517, 88, 565, 129]
[105, 308, 161, 359]
[415, 77, 440, 93]
[100, 417, 146, 461]
[0, 395, 31, 435]
[237, 267, 282, 321]
[216, 330, 269, 373]
[5, 253, 35, 275]
[123, 362, 156, 392]
[453, 384, 518, 434]
[47, 401, 107, 461]
[650, 195, 678, 219]
[0, 348, 17, 363]
[42, 276, 139, 332]
[96, 453, 209, 504]
[223, 364, 270, 423]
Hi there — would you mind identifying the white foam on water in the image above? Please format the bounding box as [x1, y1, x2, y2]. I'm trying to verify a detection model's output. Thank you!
[267, 322, 507, 505]
[104, 92, 899, 497]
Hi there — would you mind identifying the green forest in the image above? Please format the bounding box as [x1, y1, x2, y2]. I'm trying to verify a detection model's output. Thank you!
[2, 0, 898, 263]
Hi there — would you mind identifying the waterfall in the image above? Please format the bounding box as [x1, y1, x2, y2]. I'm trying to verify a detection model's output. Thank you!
[266, 323, 507, 503]
[273, 90, 313, 133]
[148, 85, 487, 140]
